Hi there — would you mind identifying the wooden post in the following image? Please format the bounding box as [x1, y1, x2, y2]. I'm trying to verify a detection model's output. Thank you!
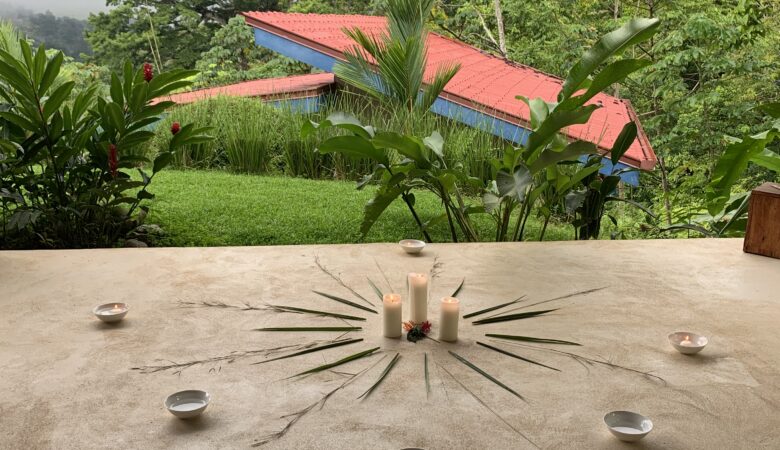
[744, 183, 780, 259]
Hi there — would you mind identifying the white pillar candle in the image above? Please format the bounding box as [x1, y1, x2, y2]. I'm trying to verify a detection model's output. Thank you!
[408, 273, 428, 323]
[439, 297, 460, 342]
[383, 293, 402, 338]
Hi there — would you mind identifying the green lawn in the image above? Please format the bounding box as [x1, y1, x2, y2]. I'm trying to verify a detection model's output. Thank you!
[145, 170, 575, 246]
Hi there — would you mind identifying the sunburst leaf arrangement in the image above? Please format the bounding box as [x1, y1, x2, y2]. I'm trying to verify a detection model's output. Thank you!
[135, 255, 665, 447]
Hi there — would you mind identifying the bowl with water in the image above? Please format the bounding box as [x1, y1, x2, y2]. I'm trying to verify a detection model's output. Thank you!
[604, 410, 653, 442]
[165, 390, 211, 419]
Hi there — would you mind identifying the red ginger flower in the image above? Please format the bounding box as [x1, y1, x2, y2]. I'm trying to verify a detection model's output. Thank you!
[143, 63, 153, 82]
[171, 122, 181, 135]
[108, 144, 118, 178]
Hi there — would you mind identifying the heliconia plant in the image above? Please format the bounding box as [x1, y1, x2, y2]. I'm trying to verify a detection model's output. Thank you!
[0, 40, 212, 248]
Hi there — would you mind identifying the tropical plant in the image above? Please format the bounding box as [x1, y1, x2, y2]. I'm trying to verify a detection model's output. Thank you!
[0, 39, 212, 249]
[485, 18, 660, 241]
[661, 103, 780, 237]
[334, 0, 460, 117]
[303, 18, 661, 243]
[565, 123, 656, 240]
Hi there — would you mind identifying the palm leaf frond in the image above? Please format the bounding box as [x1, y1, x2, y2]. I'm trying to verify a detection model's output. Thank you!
[254, 327, 362, 332]
[451, 278, 465, 297]
[472, 309, 558, 325]
[267, 304, 367, 322]
[366, 278, 384, 301]
[358, 352, 401, 399]
[486, 334, 580, 346]
[251, 338, 363, 365]
[312, 290, 378, 314]
[290, 347, 381, 378]
[463, 295, 525, 319]
[448, 351, 525, 401]
[477, 342, 560, 372]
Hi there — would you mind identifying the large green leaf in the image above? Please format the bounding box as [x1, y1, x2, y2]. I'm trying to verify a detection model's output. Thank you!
[373, 131, 429, 167]
[318, 135, 388, 165]
[706, 130, 777, 215]
[560, 18, 660, 101]
[524, 105, 600, 154]
[530, 140, 596, 174]
[496, 165, 532, 203]
[751, 148, 780, 173]
[360, 183, 404, 237]
[37, 51, 63, 97]
[609, 122, 638, 166]
[517, 96, 550, 129]
[560, 59, 651, 111]
[42, 81, 74, 119]
[301, 112, 375, 140]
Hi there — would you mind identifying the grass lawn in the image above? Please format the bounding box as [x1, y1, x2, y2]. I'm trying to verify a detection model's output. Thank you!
[146, 170, 575, 246]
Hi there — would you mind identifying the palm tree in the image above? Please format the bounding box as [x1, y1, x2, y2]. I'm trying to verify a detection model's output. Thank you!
[334, 0, 460, 117]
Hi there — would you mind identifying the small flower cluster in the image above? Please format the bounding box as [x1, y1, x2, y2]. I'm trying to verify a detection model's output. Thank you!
[143, 63, 153, 82]
[403, 320, 431, 343]
[107, 144, 118, 177]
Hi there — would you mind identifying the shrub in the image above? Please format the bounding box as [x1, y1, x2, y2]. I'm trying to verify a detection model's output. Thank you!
[0, 41, 212, 249]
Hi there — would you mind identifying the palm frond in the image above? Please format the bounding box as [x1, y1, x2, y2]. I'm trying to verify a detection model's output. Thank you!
[424, 352, 431, 398]
[312, 290, 378, 314]
[484, 287, 607, 319]
[267, 304, 367, 322]
[254, 327, 362, 332]
[462, 295, 525, 319]
[472, 309, 558, 325]
[366, 278, 384, 301]
[451, 278, 465, 297]
[314, 256, 375, 307]
[358, 352, 401, 399]
[448, 351, 525, 401]
[476, 342, 560, 372]
[252, 338, 363, 365]
[485, 334, 580, 346]
[435, 361, 538, 448]
[420, 62, 461, 111]
[290, 347, 381, 378]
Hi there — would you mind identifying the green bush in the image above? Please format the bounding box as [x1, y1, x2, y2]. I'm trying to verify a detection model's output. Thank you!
[0, 38, 212, 249]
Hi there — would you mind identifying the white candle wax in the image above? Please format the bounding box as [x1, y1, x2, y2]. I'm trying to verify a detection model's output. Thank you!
[383, 293, 402, 338]
[408, 273, 428, 323]
[439, 297, 460, 342]
[679, 336, 696, 347]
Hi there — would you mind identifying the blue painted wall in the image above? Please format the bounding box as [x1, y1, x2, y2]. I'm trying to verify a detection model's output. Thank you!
[252, 27, 640, 185]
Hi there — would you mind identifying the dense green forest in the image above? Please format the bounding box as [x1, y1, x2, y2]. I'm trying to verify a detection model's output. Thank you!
[0, 3, 91, 58]
[1, 0, 779, 247]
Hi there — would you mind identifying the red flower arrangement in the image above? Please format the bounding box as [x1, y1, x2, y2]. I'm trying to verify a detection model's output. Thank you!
[107, 144, 118, 177]
[143, 63, 153, 82]
[403, 320, 431, 343]
[171, 122, 181, 135]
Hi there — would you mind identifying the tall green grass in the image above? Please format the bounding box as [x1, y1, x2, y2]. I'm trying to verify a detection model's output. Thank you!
[152, 92, 507, 180]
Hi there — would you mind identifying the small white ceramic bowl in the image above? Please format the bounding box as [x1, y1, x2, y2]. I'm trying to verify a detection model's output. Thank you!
[604, 411, 653, 442]
[668, 331, 708, 355]
[399, 239, 426, 255]
[165, 390, 211, 419]
[92, 303, 129, 323]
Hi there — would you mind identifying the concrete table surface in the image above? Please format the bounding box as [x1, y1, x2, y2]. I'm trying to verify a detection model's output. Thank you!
[1, 239, 779, 449]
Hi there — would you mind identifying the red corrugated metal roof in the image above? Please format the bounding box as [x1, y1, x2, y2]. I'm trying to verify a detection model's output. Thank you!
[153, 73, 335, 105]
[242, 12, 656, 170]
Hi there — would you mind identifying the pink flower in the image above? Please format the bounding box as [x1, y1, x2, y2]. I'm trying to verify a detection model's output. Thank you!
[143, 63, 153, 82]
[171, 122, 181, 135]
[108, 144, 118, 177]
